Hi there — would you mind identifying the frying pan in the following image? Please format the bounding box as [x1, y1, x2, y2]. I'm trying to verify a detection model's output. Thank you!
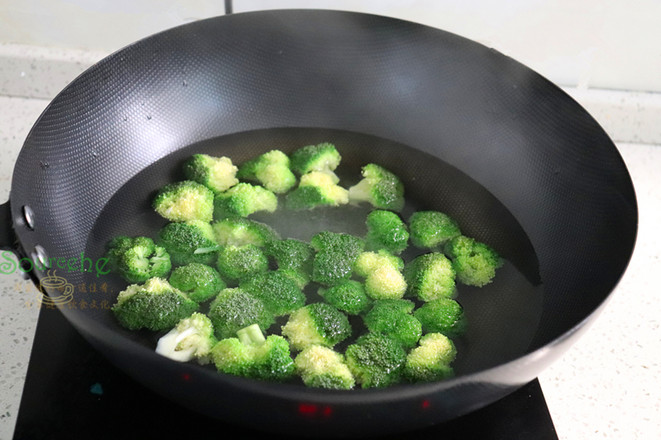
[0, 10, 637, 437]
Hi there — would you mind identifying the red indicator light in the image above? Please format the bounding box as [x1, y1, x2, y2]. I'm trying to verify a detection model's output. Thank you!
[421, 399, 431, 410]
[322, 406, 333, 417]
[181, 373, 191, 381]
[299, 403, 318, 416]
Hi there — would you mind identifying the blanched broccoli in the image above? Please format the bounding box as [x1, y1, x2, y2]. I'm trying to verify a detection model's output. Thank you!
[403, 333, 456, 382]
[444, 235, 503, 287]
[414, 297, 466, 337]
[236, 150, 297, 194]
[344, 333, 406, 389]
[168, 263, 225, 303]
[182, 154, 239, 194]
[408, 211, 461, 249]
[318, 280, 370, 315]
[285, 171, 349, 210]
[207, 288, 274, 339]
[265, 238, 314, 273]
[157, 220, 218, 266]
[310, 231, 364, 285]
[106, 236, 171, 283]
[155, 312, 217, 364]
[152, 180, 214, 222]
[281, 303, 351, 351]
[213, 182, 278, 218]
[354, 251, 407, 300]
[278, 268, 311, 290]
[363, 299, 422, 349]
[365, 210, 409, 255]
[294, 345, 355, 390]
[216, 244, 269, 283]
[212, 217, 280, 247]
[289, 142, 342, 176]
[404, 252, 456, 301]
[111, 277, 198, 331]
[347, 164, 405, 212]
[212, 324, 294, 381]
[239, 270, 306, 316]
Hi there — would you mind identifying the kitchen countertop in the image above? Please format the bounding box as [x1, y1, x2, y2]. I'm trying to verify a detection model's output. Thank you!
[0, 45, 659, 440]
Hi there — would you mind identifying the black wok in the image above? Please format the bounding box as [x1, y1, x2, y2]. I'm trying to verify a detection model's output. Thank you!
[0, 10, 637, 438]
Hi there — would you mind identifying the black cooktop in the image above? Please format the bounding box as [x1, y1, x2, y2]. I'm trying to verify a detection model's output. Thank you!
[13, 306, 558, 439]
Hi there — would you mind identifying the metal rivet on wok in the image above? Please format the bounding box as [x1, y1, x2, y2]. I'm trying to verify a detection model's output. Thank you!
[22, 205, 35, 230]
[32, 245, 51, 269]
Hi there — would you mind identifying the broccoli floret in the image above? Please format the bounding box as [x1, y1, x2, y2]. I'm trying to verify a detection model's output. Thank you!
[403, 252, 456, 301]
[236, 150, 297, 194]
[285, 171, 349, 210]
[182, 154, 239, 194]
[318, 280, 370, 315]
[111, 278, 198, 331]
[289, 142, 342, 176]
[347, 164, 405, 212]
[278, 268, 311, 290]
[344, 333, 406, 389]
[212, 324, 294, 381]
[152, 180, 214, 222]
[168, 263, 225, 303]
[403, 333, 456, 382]
[408, 211, 461, 249]
[310, 231, 364, 285]
[363, 300, 422, 349]
[216, 244, 269, 283]
[365, 210, 409, 255]
[354, 251, 407, 300]
[155, 312, 217, 364]
[265, 238, 314, 272]
[213, 182, 278, 218]
[106, 236, 171, 283]
[157, 220, 218, 266]
[207, 288, 274, 339]
[414, 298, 467, 337]
[212, 217, 280, 247]
[281, 303, 351, 351]
[239, 270, 306, 316]
[444, 235, 503, 287]
[294, 345, 355, 390]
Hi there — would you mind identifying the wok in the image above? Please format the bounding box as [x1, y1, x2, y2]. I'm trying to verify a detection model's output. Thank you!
[0, 10, 637, 437]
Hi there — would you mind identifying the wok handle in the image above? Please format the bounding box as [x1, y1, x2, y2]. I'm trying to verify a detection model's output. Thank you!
[0, 200, 16, 251]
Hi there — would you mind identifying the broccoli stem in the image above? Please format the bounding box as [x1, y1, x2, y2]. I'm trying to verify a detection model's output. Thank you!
[237, 324, 266, 346]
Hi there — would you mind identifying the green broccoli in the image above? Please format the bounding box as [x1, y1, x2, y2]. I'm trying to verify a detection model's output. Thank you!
[403, 252, 456, 301]
[277, 268, 311, 290]
[289, 142, 342, 176]
[309, 231, 364, 285]
[157, 220, 218, 266]
[182, 154, 239, 194]
[111, 277, 198, 331]
[344, 333, 407, 389]
[281, 303, 352, 351]
[408, 211, 461, 249]
[365, 210, 409, 255]
[444, 235, 503, 287]
[216, 244, 269, 283]
[347, 164, 405, 212]
[207, 288, 274, 339]
[155, 312, 217, 364]
[239, 270, 306, 316]
[152, 180, 214, 222]
[363, 299, 422, 349]
[265, 238, 314, 272]
[294, 345, 355, 390]
[354, 251, 407, 300]
[285, 171, 349, 210]
[236, 150, 297, 194]
[403, 333, 456, 382]
[212, 217, 280, 247]
[414, 297, 466, 337]
[212, 324, 295, 381]
[106, 236, 171, 283]
[168, 263, 225, 303]
[318, 280, 370, 315]
[213, 182, 278, 218]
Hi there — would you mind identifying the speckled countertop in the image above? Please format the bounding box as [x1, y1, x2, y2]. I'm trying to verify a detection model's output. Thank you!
[0, 44, 659, 440]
